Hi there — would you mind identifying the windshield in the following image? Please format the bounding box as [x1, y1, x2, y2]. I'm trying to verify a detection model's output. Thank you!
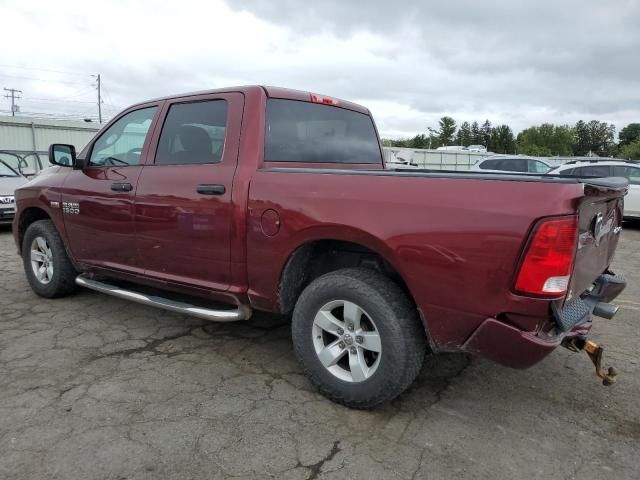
[0, 160, 19, 177]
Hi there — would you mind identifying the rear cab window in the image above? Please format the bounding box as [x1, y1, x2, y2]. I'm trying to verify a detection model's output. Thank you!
[265, 99, 382, 164]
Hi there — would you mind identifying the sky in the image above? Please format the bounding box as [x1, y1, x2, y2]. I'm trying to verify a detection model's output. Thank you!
[0, 0, 638, 139]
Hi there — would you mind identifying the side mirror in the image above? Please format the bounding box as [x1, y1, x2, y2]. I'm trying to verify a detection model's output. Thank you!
[48, 144, 76, 167]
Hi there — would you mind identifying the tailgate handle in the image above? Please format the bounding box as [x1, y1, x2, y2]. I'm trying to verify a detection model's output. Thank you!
[197, 184, 225, 195]
[111, 182, 133, 192]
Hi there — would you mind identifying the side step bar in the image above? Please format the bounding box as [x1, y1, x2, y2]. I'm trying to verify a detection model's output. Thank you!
[75, 275, 251, 322]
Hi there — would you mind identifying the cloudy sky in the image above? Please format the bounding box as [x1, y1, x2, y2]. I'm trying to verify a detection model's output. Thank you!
[1, 0, 638, 138]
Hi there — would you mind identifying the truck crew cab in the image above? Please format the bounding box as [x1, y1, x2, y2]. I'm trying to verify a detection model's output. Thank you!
[13, 86, 627, 407]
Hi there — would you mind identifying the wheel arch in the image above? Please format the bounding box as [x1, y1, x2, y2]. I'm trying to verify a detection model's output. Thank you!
[16, 207, 52, 255]
[278, 237, 412, 314]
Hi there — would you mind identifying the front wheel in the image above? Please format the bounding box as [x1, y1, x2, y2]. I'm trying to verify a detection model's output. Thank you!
[22, 220, 78, 298]
[291, 268, 426, 408]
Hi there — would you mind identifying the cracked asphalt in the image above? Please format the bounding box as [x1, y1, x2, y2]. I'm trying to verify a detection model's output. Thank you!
[1, 224, 639, 480]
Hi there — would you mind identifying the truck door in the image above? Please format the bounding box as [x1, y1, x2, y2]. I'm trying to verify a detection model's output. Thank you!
[134, 93, 244, 291]
[60, 105, 160, 272]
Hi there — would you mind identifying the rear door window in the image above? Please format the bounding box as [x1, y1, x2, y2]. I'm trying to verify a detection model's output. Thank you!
[528, 160, 550, 173]
[494, 159, 526, 172]
[155, 100, 227, 165]
[265, 99, 381, 164]
[613, 166, 640, 185]
[573, 166, 612, 177]
[479, 159, 498, 169]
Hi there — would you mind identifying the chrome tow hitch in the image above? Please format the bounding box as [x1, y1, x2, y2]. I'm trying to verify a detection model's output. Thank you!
[562, 337, 618, 386]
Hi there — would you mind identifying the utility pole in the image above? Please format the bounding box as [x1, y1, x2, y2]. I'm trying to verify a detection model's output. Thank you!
[3, 88, 22, 117]
[96, 74, 102, 123]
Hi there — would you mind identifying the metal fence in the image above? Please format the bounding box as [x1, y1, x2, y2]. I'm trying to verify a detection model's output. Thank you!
[383, 147, 489, 170]
[382, 147, 620, 170]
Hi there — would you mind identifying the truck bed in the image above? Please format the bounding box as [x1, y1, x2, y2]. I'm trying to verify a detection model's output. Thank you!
[247, 166, 627, 351]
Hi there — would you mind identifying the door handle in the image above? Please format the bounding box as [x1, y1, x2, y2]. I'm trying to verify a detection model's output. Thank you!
[111, 182, 133, 192]
[197, 184, 225, 195]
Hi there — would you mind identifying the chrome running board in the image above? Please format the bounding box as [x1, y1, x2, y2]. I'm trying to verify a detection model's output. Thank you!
[75, 275, 251, 322]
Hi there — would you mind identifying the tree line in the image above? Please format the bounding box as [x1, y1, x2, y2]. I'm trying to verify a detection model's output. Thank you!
[382, 118, 640, 160]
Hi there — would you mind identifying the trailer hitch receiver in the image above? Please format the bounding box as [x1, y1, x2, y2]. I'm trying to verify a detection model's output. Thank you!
[562, 337, 618, 386]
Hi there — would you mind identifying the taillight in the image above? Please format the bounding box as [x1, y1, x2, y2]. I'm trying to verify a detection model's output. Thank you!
[514, 217, 578, 297]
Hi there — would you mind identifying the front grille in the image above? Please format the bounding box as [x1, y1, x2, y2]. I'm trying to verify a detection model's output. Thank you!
[0, 208, 16, 219]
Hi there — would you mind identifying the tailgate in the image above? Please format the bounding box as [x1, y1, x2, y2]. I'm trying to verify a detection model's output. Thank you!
[569, 177, 628, 300]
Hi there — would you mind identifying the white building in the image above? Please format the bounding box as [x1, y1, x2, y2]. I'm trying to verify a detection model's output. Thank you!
[0, 115, 100, 171]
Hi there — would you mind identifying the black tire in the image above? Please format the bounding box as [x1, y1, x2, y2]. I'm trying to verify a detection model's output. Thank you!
[22, 219, 78, 298]
[292, 268, 426, 409]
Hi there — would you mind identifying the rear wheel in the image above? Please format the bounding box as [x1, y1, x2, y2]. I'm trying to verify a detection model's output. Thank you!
[292, 268, 426, 408]
[22, 220, 78, 298]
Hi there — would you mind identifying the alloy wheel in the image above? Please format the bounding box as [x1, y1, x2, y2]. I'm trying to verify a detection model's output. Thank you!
[311, 300, 382, 382]
[30, 236, 54, 284]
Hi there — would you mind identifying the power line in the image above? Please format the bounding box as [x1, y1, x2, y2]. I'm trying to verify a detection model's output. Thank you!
[0, 63, 87, 75]
[0, 70, 119, 123]
[99, 79, 123, 116]
[0, 109, 104, 121]
[99, 80, 115, 108]
[0, 110, 98, 120]
[21, 97, 98, 104]
[0, 73, 88, 86]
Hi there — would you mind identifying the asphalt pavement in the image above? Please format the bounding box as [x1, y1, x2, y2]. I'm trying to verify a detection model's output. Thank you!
[1, 224, 639, 479]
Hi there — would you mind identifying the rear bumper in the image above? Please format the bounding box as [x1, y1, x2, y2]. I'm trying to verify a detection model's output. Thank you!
[462, 272, 626, 369]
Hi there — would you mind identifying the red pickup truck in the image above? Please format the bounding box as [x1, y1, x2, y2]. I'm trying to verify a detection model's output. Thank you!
[13, 86, 627, 408]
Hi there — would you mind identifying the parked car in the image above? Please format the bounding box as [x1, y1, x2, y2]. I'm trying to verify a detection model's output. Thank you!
[547, 160, 640, 219]
[0, 159, 29, 225]
[467, 144, 487, 153]
[0, 151, 44, 178]
[471, 156, 553, 174]
[12, 86, 627, 407]
[436, 145, 468, 151]
[384, 150, 421, 169]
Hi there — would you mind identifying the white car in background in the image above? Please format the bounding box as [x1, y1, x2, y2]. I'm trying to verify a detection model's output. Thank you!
[436, 145, 468, 151]
[0, 160, 29, 225]
[546, 161, 640, 219]
[467, 144, 487, 153]
[384, 150, 421, 169]
[470, 156, 554, 174]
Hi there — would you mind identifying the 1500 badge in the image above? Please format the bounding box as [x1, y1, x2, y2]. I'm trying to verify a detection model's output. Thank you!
[62, 202, 80, 215]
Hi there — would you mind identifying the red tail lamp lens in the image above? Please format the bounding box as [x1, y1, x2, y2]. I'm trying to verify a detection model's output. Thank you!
[514, 217, 578, 296]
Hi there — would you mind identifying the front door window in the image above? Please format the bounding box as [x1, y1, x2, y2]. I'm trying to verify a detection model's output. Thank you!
[89, 107, 157, 167]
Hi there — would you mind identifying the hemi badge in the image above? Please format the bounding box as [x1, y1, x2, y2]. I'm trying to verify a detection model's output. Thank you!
[50, 201, 60, 209]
